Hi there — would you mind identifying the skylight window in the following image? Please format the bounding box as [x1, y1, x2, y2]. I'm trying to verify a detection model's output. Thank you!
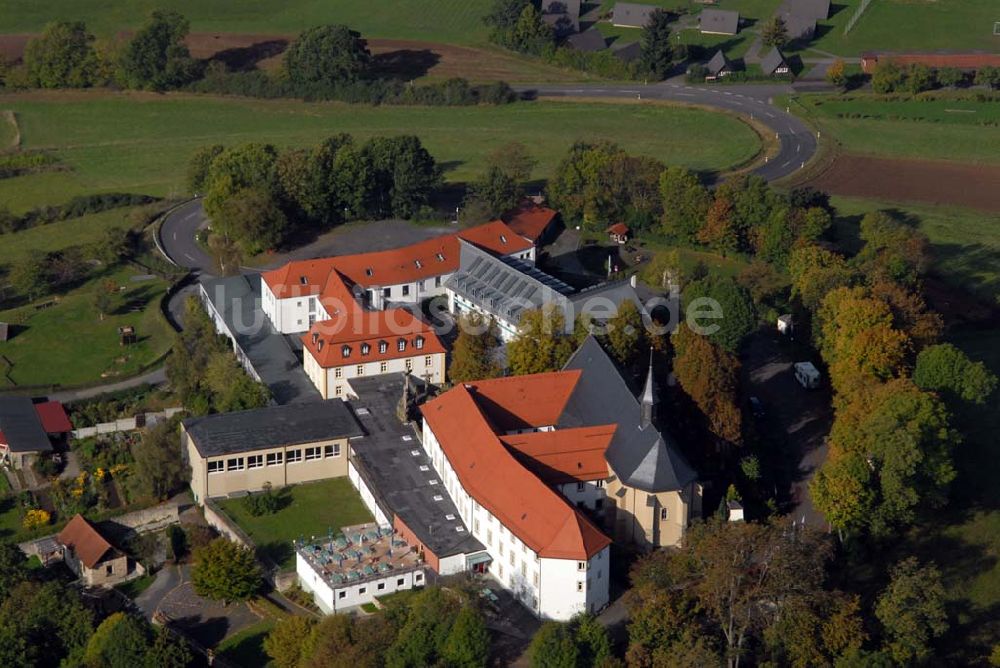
[365, 268, 373, 277]
[436, 253, 445, 262]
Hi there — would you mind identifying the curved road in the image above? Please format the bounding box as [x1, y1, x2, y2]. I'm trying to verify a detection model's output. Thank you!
[158, 84, 817, 271]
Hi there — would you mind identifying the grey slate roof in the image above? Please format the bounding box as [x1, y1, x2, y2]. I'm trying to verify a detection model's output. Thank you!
[0, 397, 53, 453]
[612, 2, 658, 28]
[760, 47, 788, 75]
[200, 274, 322, 405]
[787, 0, 829, 21]
[567, 29, 608, 52]
[183, 399, 363, 458]
[543, 12, 580, 36]
[699, 8, 740, 34]
[446, 240, 573, 326]
[560, 337, 696, 493]
[781, 12, 816, 40]
[542, 0, 581, 17]
[612, 41, 643, 63]
[569, 279, 648, 322]
[706, 49, 731, 76]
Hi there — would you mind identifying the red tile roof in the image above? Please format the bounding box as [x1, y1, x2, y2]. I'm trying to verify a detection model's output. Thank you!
[422, 384, 611, 560]
[500, 425, 615, 485]
[34, 401, 72, 434]
[302, 308, 446, 368]
[261, 258, 339, 299]
[463, 371, 581, 432]
[503, 204, 558, 243]
[458, 220, 534, 256]
[58, 514, 116, 569]
[607, 223, 630, 236]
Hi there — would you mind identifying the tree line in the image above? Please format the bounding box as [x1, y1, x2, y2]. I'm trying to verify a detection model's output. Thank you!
[188, 133, 441, 258]
[0, 14, 516, 106]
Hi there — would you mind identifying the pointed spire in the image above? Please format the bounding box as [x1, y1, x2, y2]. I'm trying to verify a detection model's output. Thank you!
[640, 348, 656, 427]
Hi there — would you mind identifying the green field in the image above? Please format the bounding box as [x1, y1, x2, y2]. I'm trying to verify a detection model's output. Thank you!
[0, 0, 494, 45]
[0, 113, 17, 150]
[217, 478, 373, 570]
[806, 0, 1000, 57]
[0, 209, 136, 265]
[830, 196, 1000, 299]
[790, 94, 1000, 165]
[0, 92, 761, 212]
[216, 619, 277, 667]
[0, 266, 172, 388]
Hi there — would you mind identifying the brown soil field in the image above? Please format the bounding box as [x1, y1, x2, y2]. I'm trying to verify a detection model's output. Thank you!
[808, 154, 1000, 212]
[1, 32, 578, 83]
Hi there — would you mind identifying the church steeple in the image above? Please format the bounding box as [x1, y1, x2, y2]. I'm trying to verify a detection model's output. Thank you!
[640, 349, 656, 427]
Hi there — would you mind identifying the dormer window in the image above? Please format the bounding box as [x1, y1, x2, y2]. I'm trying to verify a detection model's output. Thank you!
[500, 234, 507, 244]
[365, 268, 373, 277]
[415, 260, 423, 269]
[299, 276, 307, 284]
[378, 340, 388, 354]
[317, 340, 324, 352]
[341, 345, 351, 358]
[397, 339, 406, 352]
[415, 336, 424, 350]
[435, 253, 445, 262]
[361, 343, 370, 355]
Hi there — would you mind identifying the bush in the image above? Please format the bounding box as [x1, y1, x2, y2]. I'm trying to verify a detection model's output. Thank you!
[0, 151, 62, 179]
[0, 193, 159, 235]
[242, 482, 281, 517]
[22, 509, 51, 530]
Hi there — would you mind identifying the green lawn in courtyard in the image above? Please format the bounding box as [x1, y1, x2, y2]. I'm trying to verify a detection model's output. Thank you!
[216, 619, 276, 668]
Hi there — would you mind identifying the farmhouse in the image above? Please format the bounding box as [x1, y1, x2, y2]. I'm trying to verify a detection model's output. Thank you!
[612, 2, 658, 28]
[699, 8, 740, 35]
[58, 514, 142, 587]
[0, 397, 71, 469]
[761, 47, 790, 76]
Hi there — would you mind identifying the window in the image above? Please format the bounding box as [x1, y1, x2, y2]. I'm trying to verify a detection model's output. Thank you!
[335, 367, 343, 379]
[106, 564, 114, 576]
[377, 582, 386, 591]
[297, 319, 302, 325]
[325, 444, 341, 458]
[341, 345, 351, 358]
[577, 581, 584, 592]
[207, 460, 224, 474]
[424, 355, 432, 367]
[308, 297, 316, 312]
[498, 564, 504, 578]
[397, 339, 406, 352]
[577, 561, 587, 572]
[576, 482, 585, 493]
[487, 529, 493, 545]
[247, 455, 263, 470]
[435, 276, 442, 287]
[356, 365, 364, 376]
[415, 336, 424, 350]
[415, 573, 423, 583]
[305, 447, 322, 461]
[361, 343, 370, 356]
[500, 234, 508, 244]
[660, 507, 668, 521]
[227, 457, 245, 472]
[267, 452, 283, 467]
[358, 587, 367, 595]
[286, 449, 302, 464]
[383, 287, 391, 298]
[499, 543, 505, 557]
[405, 359, 413, 372]
[338, 591, 347, 600]
[380, 361, 388, 373]
[597, 569, 602, 580]
[435, 253, 445, 262]
[419, 280, 425, 289]
[397, 578, 405, 586]
[379, 341, 388, 354]
[533, 572, 539, 588]
[335, 385, 343, 397]
[509, 552, 515, 567]
[521, 562, 527, 577]
[474, 519, 481, 533]
[402, 285, 410, 297]
[595, 479, 605, 489]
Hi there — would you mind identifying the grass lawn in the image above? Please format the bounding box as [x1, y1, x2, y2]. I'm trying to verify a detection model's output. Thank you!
[0, 209, 137, 264]
[805, 0, 1000, 57]
[829, 196, 1000, 299]
[114, 573, 156, 599]
[0, 92, 761, 212]
[0, 0, 494, 45]
[217, 478, 373, 570]
[0, 496, 23, 541]
[788, 94, 1000, 165]
[0, 266, 173, 389]
[0, 112, 16, 149]
[215, 619, 276, 668]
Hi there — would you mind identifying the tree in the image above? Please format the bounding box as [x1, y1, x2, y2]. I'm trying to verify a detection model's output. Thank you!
[875, 558, 948, 664]
[871, 61, 904, 94]
[672, 325, 742, 444]
[905, 63, 936, 94]
[682, 275, 756, 353]
[0, 543, 27, 601]
[441, 606, 491, 667]
[974, 65, 1000, 89]
[84, 612, 151, 668]
[203, 142, 280, 220]
[913, 343, 997, 404]
[284, 25, 372, 86]
[301, 613, 395, 668]
[857, 210, 931, 286]
[386, 587, 462, 667]
[214, 187, 288, 255]
[640, 9, 674, 80]
[186, 144, 224, 194]
[0, 580, 94, 667]
[361, 135, 441, 218]
[528, 622, 579, 668]
[203, 351, 270, 412]
[826, 59, 847, 88]
[764, 593, 866, 667]
[697, 194, 738, 253]
[508, 5, 555, 55]
[118, 10, 198, 90]
[605, 300, 648, 369]
[92, 286, 114, 321]
[90, 226, 133, 267]
[487, 141, 537, 184]
[132, 417, 190, 500]
[507, 306, 575, 375]
[789, 244, 855, 311]
[659, 167, 711, 241]
[571, 614, 613, 666]
[10, 256, 50, 301]
[449, 313, 502, 383]
[761, 16, 789, 48]
[23, 21, 98, 88]
[144, 627, 192, 668]
[468, 166, 520, 218]
[191, 538, 263, 603]
[265, 616, 316, 668]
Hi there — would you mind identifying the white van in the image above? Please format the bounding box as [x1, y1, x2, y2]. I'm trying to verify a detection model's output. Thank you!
[793, 362, 821, 389]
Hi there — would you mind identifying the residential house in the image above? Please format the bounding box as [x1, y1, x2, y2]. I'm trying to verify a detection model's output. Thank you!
[612, 2, 658, 28]
[788, 0, 830, 21]
[705, 50, 733, 79]
[0, 397, 71, 469]
[566, 29, 607, 52]
[58, 514, 141, 587]
[699, 8, 740, 35]
[542, 0, 581, 37]
[502, 203, 560, 248]
[612, 41, 643, 64]
[780, 12, 817, 42]
[761, 47, 790, 76]
[183, 400, 363, 504]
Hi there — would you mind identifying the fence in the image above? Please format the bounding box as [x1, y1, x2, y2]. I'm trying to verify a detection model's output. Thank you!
[72, 407, 185, 438]
[843, 0, 874, 35]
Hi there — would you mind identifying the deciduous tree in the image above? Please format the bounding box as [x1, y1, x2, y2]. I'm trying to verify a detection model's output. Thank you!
[214, 186, 288, 255]
[118, 10, 198, 90]
[913, 343, 997, 404]
[132, 417, 190, 501]
[23, 21, 98, 88]
[875, 558, 948, 665]
[682, 275, 756, 353]
[672, 325, 742, 444]
[448, 313, 502, 383]
[441, 606, 491, 668]
[659, 166, 711, 241]
[486, 141, 537, 184]
[265, 616, 316, 668]
[826, 59, 847, 88]
[761, 16, 789, 47]
[284, 25, 372, 86]
[191, 538, 263, 604]
[507, 306, 575, 375]
[186, 144, 224, 194]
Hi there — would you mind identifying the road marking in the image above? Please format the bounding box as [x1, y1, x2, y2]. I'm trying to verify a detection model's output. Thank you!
[723, 91, 733, 95]
[172, 232, 177, 241]
[184, 253, 196, 262]
[796, 144, 801, 153]
[764, 111, 775, 118]
[676, 92, 695, 97]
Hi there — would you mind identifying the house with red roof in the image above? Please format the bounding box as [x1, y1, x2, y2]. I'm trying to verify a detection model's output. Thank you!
[57, 514, 142, 586]
[502, 202, 560, 247]
[0, 397, 72, 469]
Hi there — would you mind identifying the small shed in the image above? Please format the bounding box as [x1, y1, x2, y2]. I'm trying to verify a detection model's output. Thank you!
[793, 361, 821, 389]
[727, 500, 745, 522]
[705, 50, 733, 79]
[777, 314, 794, 335]
[761, 47, 790, 76]
[699, 8, 740, 35]
[607, 223, 630, 245]
[57, 514, 143, 587]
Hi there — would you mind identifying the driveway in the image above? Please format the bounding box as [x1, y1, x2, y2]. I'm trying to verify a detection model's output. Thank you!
[742, 329, 832, 528]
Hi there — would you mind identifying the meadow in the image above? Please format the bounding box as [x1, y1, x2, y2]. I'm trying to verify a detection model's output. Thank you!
[0, 92, 762, 212]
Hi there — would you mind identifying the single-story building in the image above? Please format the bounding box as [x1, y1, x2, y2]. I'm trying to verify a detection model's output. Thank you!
[699, 8, 740, 35]
[567, 29, 607, 52]
[781, 13, 816, 42]
[612, 2, 659, 28]
[787, 0, 830, 21]
[183, 400, 364, 504]
[0, 397, 71, 469]
[760, 47, 790, 76]
[607, 223, 630, 245]
[705, 50, 733, 79]
[502, 203, 561, 248]
[58, 514, 142, 587]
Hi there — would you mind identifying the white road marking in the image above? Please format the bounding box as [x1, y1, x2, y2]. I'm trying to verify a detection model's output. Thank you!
[185, 253, 196, 261]
[676, 92, 695, 97]
[764, 111, 775, 118]
[172, 232, 177, 241]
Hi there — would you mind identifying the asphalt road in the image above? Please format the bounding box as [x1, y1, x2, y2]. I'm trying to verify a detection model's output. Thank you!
[520, 82, 817, 181]
[158, 198, 214, 272]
